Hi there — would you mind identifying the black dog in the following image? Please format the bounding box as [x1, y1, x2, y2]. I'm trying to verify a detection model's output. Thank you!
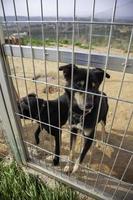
[59, 64, 110, 173]
[17, 92, 69, 166]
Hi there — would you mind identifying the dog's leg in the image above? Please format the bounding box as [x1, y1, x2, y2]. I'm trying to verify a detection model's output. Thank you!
[53, 131, 61, 166]
[101, 120, 106, 143]
[72, 129, 94, 174]
[101, 121, 106, 134]
[34, 126, 41, 145]
[101, 111, 108, 141]
[64, 127, 78, 173]
[95, 120, 107, 150]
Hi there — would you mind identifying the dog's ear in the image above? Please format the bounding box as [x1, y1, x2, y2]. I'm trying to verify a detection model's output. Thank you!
[93, 68, 110, 87]
[19, 101, 29, 111]
[23, 103, 29, 110]
[59, 64, 78, 81]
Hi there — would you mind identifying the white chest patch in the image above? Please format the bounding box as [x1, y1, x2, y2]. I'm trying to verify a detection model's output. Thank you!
[84, 128, 92, 136]
[74, 92, 85, 109]
[71, 124, 93, 137]
[71, 123, 82, 130]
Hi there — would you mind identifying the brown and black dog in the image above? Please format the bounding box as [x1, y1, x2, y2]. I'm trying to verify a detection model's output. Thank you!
[59, 64, 110, 173]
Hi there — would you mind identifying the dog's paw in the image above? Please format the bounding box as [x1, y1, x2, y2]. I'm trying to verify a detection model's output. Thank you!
[53, 157, 59, 166]
[72, 163, 79, 174]
[64, 164, 70, 173]
[76, 123, 82, 130]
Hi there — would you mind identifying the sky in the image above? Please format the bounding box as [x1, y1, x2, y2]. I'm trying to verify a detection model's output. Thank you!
[0, 0, 133, 20]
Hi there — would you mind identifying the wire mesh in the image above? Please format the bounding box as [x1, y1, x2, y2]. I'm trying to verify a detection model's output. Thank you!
[0, 0, 133, 199]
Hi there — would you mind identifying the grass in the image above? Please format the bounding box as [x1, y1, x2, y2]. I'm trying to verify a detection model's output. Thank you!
[22, 38, 72, 47]
[22, 37, 131, 51]
[22, 37, 91, 48]
[0, 160, 78, 200]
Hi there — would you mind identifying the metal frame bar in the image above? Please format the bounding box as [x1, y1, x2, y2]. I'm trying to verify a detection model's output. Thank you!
[0, 0, 133, 199]
[27, 161, 111, 200]
[40, 0, 52, 164]
[24, 140, 133, 192]
[56, 0, 61, 172]
[67, 0, 76, 178]
[0, 45, 27, 164]
[82, 0, 95, 187]
[92, 0, 118, 190]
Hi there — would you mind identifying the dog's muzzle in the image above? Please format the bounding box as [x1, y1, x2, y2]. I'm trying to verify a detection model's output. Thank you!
[78, 104, 93, 113]
[85, 103, 94, 112]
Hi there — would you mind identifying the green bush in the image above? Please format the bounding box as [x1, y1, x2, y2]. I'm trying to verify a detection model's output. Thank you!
[0, 161, 78, 200]
[22, 37, 129, 52]
[75, 41, 81, 46]
[60, 39, 70, 44]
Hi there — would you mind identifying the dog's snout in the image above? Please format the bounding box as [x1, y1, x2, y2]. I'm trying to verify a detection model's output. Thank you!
[86, 103, 93, 110]
[86, 94, 94, 111]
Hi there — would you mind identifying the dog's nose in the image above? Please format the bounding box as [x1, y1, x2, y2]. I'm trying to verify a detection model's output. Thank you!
[86, 103, 93, 110]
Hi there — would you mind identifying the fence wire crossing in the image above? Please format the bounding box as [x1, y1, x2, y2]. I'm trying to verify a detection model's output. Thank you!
[0, 0, 133, 199]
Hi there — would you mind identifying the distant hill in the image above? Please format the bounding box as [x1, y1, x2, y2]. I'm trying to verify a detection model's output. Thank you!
[0, 15, 133, 23]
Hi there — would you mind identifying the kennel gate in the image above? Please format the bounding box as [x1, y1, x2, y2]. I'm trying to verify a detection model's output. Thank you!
[0, 0, 133, 199]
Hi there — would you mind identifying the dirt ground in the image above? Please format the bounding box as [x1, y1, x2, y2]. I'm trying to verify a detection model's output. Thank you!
[1, 56, 133, 198]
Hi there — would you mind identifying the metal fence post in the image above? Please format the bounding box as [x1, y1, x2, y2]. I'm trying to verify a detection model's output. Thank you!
[0, 87, 21, 162]
[0, 44, 28, 164]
